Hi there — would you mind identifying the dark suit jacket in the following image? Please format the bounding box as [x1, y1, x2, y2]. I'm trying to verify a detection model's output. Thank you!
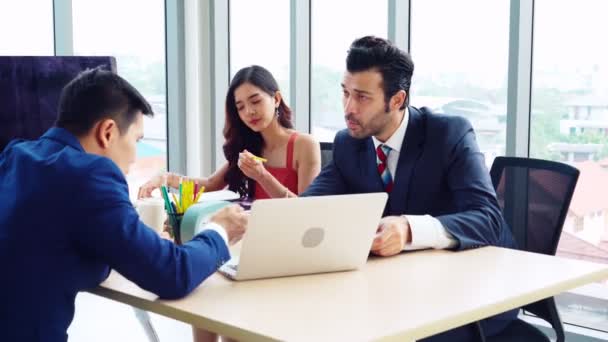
[303, 106, 515, 250]
[302, 107, 518, 341]
[0, 128, 230, 342]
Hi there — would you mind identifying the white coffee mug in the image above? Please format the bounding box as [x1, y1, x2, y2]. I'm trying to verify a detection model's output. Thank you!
[135, 197, 166, 234]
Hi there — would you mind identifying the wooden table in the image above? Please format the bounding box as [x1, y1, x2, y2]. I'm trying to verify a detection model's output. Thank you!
[89, 246, 608, 341]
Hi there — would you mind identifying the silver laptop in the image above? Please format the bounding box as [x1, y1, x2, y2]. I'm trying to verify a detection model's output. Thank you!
[219, 193, 388, 281]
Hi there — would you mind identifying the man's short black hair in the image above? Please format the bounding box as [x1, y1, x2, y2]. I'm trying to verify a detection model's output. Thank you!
[55, 67, 153, 136]
[346, 36, 414, 110]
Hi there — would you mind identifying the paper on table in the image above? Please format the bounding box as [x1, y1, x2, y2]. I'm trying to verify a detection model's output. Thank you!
[196, 189, 240, 202]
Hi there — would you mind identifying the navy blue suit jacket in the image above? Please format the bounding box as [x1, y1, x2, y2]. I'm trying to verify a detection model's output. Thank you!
[0, 128, 230, 342]
[303, 107, 515, 250]
[302, 107, 517, 340]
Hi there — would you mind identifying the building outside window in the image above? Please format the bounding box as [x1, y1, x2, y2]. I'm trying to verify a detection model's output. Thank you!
[531, 0, 608, 331]
[410, 0, 509, 167]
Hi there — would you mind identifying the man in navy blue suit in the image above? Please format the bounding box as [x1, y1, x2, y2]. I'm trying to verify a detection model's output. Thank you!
[0, 68, 248, 342]
[302, 36, 517, 341]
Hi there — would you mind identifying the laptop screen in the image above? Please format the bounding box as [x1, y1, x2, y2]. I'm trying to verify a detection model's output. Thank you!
[0, 56, 116, 151]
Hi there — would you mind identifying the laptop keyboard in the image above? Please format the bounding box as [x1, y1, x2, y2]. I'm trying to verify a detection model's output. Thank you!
[219, 256, 240, 278]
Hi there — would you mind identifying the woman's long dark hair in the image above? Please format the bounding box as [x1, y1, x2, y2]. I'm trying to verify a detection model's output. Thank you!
[223, 65, 293, 198]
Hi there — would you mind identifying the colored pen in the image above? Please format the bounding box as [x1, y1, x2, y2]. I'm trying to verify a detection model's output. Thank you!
[160, 185, 173, 214]
[193, 186, 205, 203]
[171, 193, 182, 213]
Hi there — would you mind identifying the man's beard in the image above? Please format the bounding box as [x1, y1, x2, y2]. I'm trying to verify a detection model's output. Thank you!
[344, 112, 387, 139]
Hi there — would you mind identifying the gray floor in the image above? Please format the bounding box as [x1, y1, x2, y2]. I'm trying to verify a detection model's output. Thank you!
[68, 292, 192, 342]
[521, 315, 608, 342]
[535, 325, 607, 342]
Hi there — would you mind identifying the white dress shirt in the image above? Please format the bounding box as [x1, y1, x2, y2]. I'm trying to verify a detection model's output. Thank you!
[196, 221, 229, 247]
[372, 108, 457, 250]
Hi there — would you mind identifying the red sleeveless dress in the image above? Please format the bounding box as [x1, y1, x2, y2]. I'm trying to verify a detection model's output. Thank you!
[254, 132, 299, 199]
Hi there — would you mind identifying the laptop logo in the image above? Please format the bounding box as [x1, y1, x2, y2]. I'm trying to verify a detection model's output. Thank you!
[302, 227, 324, 248]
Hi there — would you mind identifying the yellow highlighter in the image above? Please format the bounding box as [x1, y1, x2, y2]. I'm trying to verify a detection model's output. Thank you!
[250, 154, 267, 163]
[171, 193, 182, 213]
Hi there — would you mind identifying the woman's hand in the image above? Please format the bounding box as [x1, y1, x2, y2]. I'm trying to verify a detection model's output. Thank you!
[137, 173, 165, 199]
[238, 150, 267, 182]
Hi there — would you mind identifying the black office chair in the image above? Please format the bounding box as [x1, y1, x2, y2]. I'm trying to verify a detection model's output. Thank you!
[0, 56, 116, 152]
[320, 142, 333, 168]
[476, 157, 580, 342]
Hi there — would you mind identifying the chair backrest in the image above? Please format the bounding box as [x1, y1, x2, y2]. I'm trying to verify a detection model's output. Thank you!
[0, 56, 116, 152]
[490, 156, 580, 256]
[320, 142, 333, 168]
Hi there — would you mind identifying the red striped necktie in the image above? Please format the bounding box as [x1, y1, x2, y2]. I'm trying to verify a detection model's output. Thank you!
[376, 144, 393, 193]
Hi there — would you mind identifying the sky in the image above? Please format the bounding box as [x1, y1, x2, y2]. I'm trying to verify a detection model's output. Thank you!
[3, 0, 608, 91]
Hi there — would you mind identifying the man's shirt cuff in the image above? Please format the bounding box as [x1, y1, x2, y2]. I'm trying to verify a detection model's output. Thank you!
[196, 221, 229, 247]
[403, 214, 458, 250]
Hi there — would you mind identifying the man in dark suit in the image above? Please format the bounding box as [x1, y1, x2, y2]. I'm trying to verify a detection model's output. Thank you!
[302, 36, 517, 341]
[0, 68, 248, 342]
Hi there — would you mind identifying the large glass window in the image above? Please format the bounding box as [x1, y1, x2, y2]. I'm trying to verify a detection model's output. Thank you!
[310, 0, 388, 142]
[229, 0, 290, 104]
[72, 0, 167, 200]
[0, 0, 54, 55]
[410, 0, 509, 166]
[531, 0, 608, 330]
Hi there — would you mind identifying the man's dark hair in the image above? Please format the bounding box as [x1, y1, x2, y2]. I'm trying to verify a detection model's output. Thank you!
[346, 36, 414, 110]
[55, 67, 153, 136]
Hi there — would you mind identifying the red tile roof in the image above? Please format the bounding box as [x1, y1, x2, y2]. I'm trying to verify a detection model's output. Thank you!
[557, 231, 608, 263]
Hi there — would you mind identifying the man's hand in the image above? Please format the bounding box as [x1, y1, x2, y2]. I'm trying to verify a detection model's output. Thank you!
[160, 219, 174, 242]
[371, 216, 411, 257]
[210, 205, 248, 245]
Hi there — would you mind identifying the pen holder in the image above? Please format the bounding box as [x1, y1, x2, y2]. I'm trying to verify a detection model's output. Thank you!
[166, 212, 184, 245]
[180, 201, 233, 243]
